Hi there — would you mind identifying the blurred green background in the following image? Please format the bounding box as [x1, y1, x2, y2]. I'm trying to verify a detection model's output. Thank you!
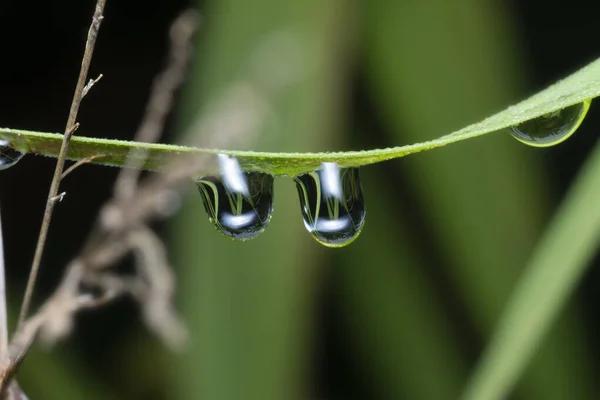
[0, 0, 599, 399]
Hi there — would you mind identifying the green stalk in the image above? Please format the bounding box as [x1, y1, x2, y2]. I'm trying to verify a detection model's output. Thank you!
[0, 56, 598, 175]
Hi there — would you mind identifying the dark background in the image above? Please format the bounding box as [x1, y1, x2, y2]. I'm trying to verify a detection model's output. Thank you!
[0, 0, 599, 399]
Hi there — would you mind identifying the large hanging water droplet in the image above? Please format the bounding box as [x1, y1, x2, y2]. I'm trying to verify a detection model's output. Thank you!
[509, 100, 591, 147]
[0, 140, 24, 170]
[294, 163, 366, 248]
[195, 154, 274, 240]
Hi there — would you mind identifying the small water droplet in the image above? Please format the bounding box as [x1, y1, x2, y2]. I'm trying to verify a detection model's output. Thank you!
[196, 155, 274, 240]
[0, 140, 24, 170]
[509, 100, 591, 147]
[294, 163, 366, 248]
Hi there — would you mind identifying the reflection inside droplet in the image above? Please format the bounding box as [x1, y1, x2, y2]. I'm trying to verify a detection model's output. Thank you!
[294, 163, 366, 247]
[196, 155, 274, 240]
[0, 140, 24, 170]
[509, 100, 591, 147]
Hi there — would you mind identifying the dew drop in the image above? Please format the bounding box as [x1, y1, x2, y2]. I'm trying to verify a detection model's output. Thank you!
[0, 140, 24, 170]
[195, 154, 274, 240]
[509, 100, 591, 147]
[294, 163, 366, 248]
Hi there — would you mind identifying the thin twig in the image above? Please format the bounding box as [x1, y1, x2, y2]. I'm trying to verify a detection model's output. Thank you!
[61, 154, 105, 180]
[1, 7, 283, 396]
[113, 11, 198, 200]
[66, 123, 80, 137]
[0, 9, 198, 392]
[50, 193, 67, 204]
[82, 74, 103, 98]
[18, 0, 107, 328]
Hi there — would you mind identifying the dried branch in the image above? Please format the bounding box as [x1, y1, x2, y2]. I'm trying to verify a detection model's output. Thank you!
[18, 0, 107, 327]
[0, 8, 199, 395]
[82, 74, 104, 98]
[1, 6, 286, 397]
[61, 154, 106, 180]
[114, 11, 198, 200]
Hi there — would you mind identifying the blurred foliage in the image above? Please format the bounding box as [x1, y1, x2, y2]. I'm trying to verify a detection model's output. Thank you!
[5, 0, 599, 399]
[464, 131, 600, 400]
[172, 0, 597, 399]
[173, 0, 351, 399]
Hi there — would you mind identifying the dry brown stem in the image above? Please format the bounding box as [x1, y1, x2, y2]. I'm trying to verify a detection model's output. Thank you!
[1, 5, 285, 397]
[18, 0, 107, 328]
[61, 154, 106, 180]
[0, 7, 200, 398]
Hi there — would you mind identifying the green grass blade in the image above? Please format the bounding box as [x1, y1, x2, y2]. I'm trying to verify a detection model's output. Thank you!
[462, 139, 600, 400]
[362, 0, 596, 398]
[172, 0, 352, 399]
[334, 167, 469, 399]
[1, 57, 599, 175]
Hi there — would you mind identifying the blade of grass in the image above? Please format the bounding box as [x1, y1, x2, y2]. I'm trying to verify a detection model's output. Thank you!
[334, 166, 468, 399]
[0, 56, 599, 175]
[362, 0, 595, 398]
[462, 138, 600, 400]
[172, 0, 353, 399]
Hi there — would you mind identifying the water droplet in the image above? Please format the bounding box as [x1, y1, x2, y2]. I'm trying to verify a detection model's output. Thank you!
[0, 140, 24, 170]
[196, 155, 274, 240]
[509, 100, 591, 147]
[294, 163, 366, 248]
